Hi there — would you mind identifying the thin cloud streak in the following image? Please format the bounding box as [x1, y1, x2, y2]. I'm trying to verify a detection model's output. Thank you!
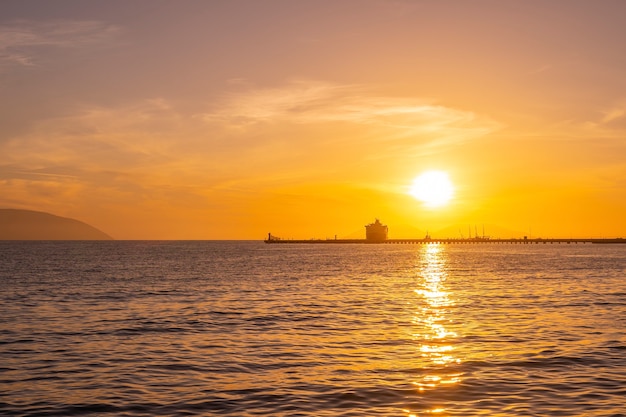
[601, 105, 625, 125]
[204, 80, 502, 150]
[2, 81, 502, 182]
[0, 20, 120, 67]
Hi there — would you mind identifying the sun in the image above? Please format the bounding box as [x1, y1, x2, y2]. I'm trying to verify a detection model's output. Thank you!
[409, 170, 454, 208]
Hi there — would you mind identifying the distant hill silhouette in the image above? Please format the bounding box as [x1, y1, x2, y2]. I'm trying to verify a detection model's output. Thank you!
[0, 209, 113, 240]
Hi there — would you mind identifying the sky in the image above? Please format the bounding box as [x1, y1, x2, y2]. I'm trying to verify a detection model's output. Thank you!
[1, 0, 625, 239]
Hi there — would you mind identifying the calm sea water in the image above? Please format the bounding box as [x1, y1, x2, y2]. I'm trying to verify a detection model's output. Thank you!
[1, 241, 625, 416]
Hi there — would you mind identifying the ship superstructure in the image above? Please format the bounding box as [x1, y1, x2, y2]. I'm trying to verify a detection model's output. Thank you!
[365, 219, 388, 242]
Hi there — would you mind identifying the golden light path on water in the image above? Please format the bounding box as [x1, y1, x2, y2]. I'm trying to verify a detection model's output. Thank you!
[405, 244, 462, 417]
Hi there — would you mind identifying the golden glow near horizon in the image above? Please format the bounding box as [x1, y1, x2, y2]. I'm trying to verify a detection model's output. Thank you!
[1, 1, 626, 239]
[409, 171, 454, 208]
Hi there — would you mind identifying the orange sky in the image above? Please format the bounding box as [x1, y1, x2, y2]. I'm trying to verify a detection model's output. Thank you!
[1, 1, 625, 239]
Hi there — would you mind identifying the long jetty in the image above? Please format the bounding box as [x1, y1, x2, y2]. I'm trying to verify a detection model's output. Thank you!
[265, 237, 625, 244]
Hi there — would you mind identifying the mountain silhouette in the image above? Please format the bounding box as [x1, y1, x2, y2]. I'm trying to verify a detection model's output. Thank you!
[0, 209, 113, 240]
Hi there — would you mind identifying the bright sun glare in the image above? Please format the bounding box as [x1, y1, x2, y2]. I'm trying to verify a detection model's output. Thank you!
[409, 170, 454, 208]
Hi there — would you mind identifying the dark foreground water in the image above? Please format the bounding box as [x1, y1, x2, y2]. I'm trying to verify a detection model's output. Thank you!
[1, 241, 625, 416]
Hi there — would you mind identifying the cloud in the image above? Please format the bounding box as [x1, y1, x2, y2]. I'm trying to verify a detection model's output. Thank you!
[1, 81, 502, 194]
[204, 80, 352, 124]
[560, 101, 626, 137]
[601, 105, 625, 125]
[0, 80, 503, 222]
[0, 101, 207, 228]
[0, 97, 250, 212]
[1, 99, 187, 174]
[3, 81, 500, 179]
[0, 19, 120, 68]
[528, 64, 553, 75]
[204, 79, 501, 151]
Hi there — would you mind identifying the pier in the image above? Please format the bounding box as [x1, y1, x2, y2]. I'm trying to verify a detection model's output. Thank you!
[265, 220, 625, 245]
[264, 237, 625, 244]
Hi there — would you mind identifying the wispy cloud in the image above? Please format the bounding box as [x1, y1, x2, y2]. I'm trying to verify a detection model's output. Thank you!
[1, 99, 185, 172]
[601, 105, 625, 125]
[204, 79, 501, 151]
[204, 80, 354, 124]
[528, 64, 553, 75]
[0, 20, 120, 67]
[2, 81, 500, 181]
[1, 81, 502, 192]
[565, 100, 626, 136]
[0, 80, 502, 231]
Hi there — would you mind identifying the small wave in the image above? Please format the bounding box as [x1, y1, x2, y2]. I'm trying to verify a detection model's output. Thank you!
[112, 326, 190, 335]
[6, 403, 122, 416]
[0, 338, 38, 346]
[463, 355, 607, 370]
[209, 310, 245, 315]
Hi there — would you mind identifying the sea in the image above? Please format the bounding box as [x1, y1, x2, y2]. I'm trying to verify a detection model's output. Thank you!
[1, 241, 625, 416]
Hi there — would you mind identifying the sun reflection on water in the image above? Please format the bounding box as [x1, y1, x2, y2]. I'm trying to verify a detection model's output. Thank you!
[405, 244, 462, 416]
